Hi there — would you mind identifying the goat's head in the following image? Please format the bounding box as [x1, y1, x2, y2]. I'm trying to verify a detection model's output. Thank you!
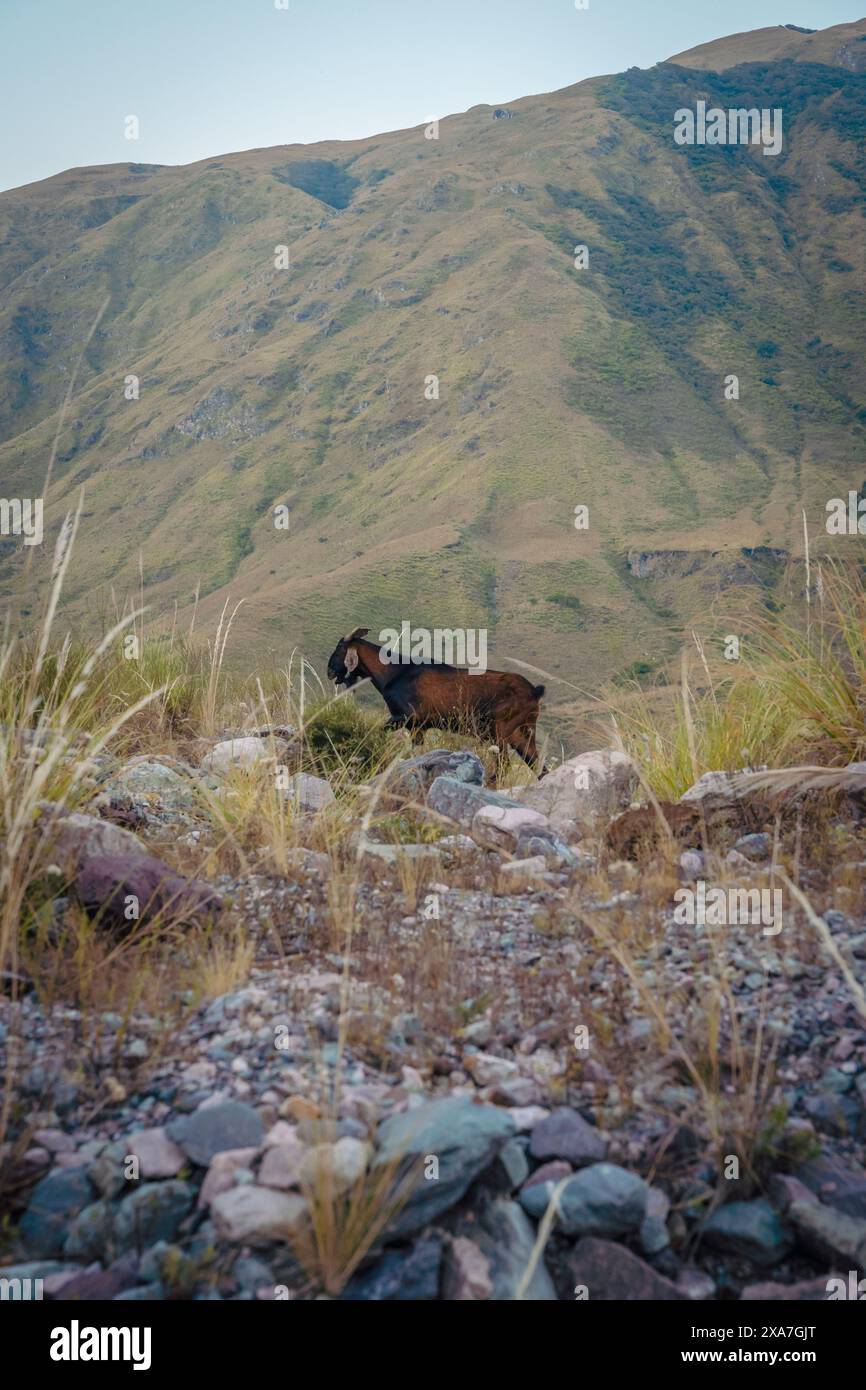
[326, 627, 370, 687]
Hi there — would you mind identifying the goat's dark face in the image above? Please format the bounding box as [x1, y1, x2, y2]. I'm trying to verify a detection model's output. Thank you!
[326, 628, 369, 687]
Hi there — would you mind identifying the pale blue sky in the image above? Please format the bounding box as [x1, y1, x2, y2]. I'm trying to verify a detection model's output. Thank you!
[0, 1, 860, 192]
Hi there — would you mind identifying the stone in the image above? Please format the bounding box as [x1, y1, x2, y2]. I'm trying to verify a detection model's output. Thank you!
[210, 1186, 308, 1246]
[442, 1235, 493, 1300]
[680, 769, 750, 809]
[126, 1127, 186, 1179]
[381, 749, 484, 799]
[200, 737, 288, 777]
[73, 853, 221, 931]
[473, 1198, 557, 1300]
[198, 1147, 259, 1209]
[259, 1136, 306, 1191]
[43, 809, 147, 873]
[470, 804, 551, 852]
[804, 1092, 862, 1137]
[341, 1235, 443, 1300]
[426, 776, 522, 829]
[56, 1258, 139, 1301]
[299, 1138, 370, 1195]
[463, 1052, 519, 1087]
[529, 1107, 606, 1167]
[512, 749, 637, 835]
[374, 1097, 515, 1237]
[114, 1181, 194, 1253]
[18, 1168, 94, 1258]
[795, 1154, 866, 1219]
[522, 1160, 572, 1190]
[169, 1100, 263, 1166]
[64, 1199, 114, 1262]
[283, 773, 335, 814]
[702, 1199, 794, 1266]
[519, 1162, 648, 1238]
[568, 1237, 685, 1300]
[787, 1197, 866, 1267]
[102, 759, 199, 812]
[735, 833, 772, 860]
[489, 1139, 530, 1191]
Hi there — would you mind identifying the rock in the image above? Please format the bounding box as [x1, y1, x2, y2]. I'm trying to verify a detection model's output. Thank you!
[787, 1197, 866, 1267]
[529, 1107, 607, 1168]
[200, 737, 289, 777]
[522, 1160, 572, 1190]
[341, 1235, 443, 1300]
[640, 1187, 671, 1255]
[735, 833, 772, 860]
[442, 1235, 493, 1300]
[489, 1139, 530, 1191]
[283, 773, 335, 814]
[374, 1097, 515, 1237]
[198, 1147, 259, 1209]
[472, 1198, 557, 1300]
[702, 1199, 794, 1266]
[679, 849, 705, 879]
[381, 749, 484, 799]
[43, 809, 147, 872]
[676, 1268, 716, 1300]
[507, 1105, 550, 1133]
[497, 856, 549, 883]
[101, 759, 198, 813]
[169, 1101, 263, 1166]
[426, 776, 522, 829]
[299, 1138, 370, 1195]
[486, 1076, 542, 1108]
[519, 1163, 648, 1238]
[88, 1141, 128, 1199]
[126, 1127, 187, 1179]
[19, 1168, 94, 1258]
[680, 769, 750, 809]
[259, 1134, 306, 1191]
[114, 1181, 194, 1253]
[568, 1237, 685, 1300]
[804, 1091, 862, 1137]
[512, 749, 637, 835]
[210, 1186, 308, 1246]
[470, 804, 551, 852]
[64, 1199, 115, 1262]
[72, 853, 221, 931]
[796, 1154, 866, 1219]
[463, 1052, 519, 1087]
[741, 1277, 837, 1300]
[56, 1258, 139, 1301]
[358, 839, 441, 865]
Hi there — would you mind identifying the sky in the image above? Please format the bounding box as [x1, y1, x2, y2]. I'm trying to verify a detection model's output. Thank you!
[0, 0, 861, 192]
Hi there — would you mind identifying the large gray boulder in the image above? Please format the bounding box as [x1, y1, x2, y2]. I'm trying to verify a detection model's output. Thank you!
[519, 1162, 648, 1238]
[512, 750, 637, 836]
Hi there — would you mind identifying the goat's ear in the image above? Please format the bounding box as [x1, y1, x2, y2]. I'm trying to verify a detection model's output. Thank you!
[344, 647, 359, 673]
[344, 626, 369, 641]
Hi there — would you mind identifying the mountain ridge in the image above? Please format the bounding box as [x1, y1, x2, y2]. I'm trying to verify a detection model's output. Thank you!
[2, 18, 865, 716]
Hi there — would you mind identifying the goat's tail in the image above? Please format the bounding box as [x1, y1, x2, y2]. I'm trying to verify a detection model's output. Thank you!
[532, 684, 546, 701]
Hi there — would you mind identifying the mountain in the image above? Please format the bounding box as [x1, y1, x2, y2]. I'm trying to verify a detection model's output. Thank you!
[2, 18, 866, 712]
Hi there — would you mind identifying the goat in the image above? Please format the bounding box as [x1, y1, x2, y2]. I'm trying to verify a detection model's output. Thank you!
[326, 627, 547, 771]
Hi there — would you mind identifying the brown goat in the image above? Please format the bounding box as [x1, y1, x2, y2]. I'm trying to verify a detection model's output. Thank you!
[326, 627, 547, 770]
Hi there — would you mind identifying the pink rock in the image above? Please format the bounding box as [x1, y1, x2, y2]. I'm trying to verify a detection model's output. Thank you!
[522, 1160, 573, 1190]
[443, 1236, 493, 1300]
[259, 1134, 306, 1190]
[32, 1128, 76, 1153]
[127, 1126, 186, 1179]
[198, 1146, 259, 1209]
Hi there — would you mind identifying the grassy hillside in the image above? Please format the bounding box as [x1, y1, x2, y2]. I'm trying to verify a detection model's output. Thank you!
[1, 18, 866, 718]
